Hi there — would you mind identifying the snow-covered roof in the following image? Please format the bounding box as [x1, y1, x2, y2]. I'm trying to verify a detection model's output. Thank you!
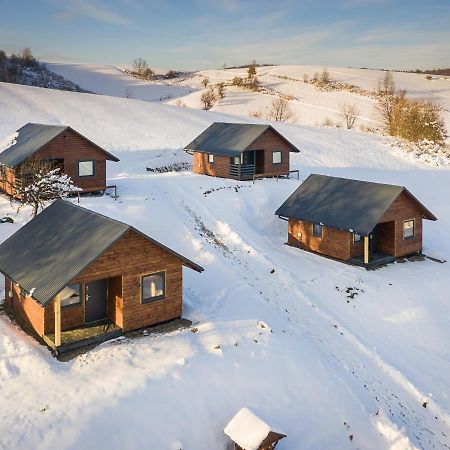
[224, 408, 285, 450]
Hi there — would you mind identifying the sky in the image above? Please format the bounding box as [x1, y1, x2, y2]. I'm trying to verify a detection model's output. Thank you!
[0, 0, 449, 70]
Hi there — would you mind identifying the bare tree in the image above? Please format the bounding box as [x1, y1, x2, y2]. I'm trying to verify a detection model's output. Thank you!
[216, 82, 226, 99]
[267, 97, 294, 122]
[2, 158, 80, 217]
[133, 58, 148, 77]
[201, 78, 210, 88]
[247, 64, 257, 80]
[339, 102, 359, 129]
[377, 70, 395, 96]
[200, 88, 217, 110]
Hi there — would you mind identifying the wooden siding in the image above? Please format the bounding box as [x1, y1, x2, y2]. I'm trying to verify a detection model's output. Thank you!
[191, 128, 293, 180]
[288, 220, 353, 260]
[4, 277, 46, 336]
[0, 166, 17, 197]
[286, 191, 426, 262]
[193, 152, 230, 178]
[0, 129, 112, 197]
[248, 127, 291, 175]
[43, 229, 184, 333]
[378, 191, 424, 257]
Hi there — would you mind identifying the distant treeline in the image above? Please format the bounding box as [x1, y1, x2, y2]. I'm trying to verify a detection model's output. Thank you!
[356, 66, 450, 77]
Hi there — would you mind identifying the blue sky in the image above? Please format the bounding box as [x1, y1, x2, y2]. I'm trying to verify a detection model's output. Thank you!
[1, 0, 449, 70]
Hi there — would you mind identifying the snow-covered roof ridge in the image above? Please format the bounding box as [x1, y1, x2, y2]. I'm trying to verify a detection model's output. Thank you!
[224, 407, 285, 450]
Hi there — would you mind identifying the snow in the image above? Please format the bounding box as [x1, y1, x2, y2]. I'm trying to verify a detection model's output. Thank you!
[0, 81, 449, 450]
[0, 131, 18, 153]
[224, 407, 283, 450]
[45, 63, 192, 101]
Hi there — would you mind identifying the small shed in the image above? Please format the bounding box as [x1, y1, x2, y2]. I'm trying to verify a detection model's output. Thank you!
[0, 123, 119, 197]
[224, 407, 286, 450]
[0, 200, 203, 354]
[184, 122, 299, 181]
[276, 174, 437, 267]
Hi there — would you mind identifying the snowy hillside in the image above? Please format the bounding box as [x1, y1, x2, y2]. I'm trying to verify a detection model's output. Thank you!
[0, 82, 449, 450]
[169, 65, 450, 134]
[46, 62, 192, 101]
[48, 63, 450, 138]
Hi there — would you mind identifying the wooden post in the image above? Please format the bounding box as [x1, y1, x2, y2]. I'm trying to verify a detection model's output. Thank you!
[364, 236, 369, 265]
[54, 293, 61, 347]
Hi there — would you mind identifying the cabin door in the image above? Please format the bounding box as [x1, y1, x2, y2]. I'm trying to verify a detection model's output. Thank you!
[85, 279, 108, 323]
[369, 228, 378, 253]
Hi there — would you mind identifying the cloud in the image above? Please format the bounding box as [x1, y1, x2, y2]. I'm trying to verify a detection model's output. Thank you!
[53, 0, 130, 25]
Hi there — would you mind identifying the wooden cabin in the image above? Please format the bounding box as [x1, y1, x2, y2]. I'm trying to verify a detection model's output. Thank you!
[224, 407, 286, 450]
[0, 200, 203, 354]
[0, 123, 119, 197]
[184, 122, 300, 181]
[276, 174, 437, 267]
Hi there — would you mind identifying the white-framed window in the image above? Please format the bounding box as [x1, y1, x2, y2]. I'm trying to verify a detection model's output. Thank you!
[313, 223, 323, 238]
[141, 271, 166, 303]
[232, 156, 240, 165]
[60, 284, 82, 308]
[272, 151, 282, 164]
[78, 160, 95, 177]
[403, 219, 415, 239]
[353, 233, 362, 243]
[208, 154, 214, 163]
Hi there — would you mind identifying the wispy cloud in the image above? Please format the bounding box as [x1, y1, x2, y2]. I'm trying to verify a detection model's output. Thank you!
[53, 0, 130, 25]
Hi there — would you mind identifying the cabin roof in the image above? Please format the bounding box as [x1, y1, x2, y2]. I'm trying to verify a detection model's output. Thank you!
[184, 122, 300, 157]
[275, 174, 437, 236]
[0, 200, 203, 306]
[224, 407, 286, 450]
[0, 122, 120, 167]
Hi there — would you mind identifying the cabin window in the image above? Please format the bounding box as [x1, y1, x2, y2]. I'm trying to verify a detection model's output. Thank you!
[141, 271, 166, 303]
[313, 223, 323, 238]
[232, 156, 240, 165]
[208, 154, 214, 163]
[60, 284, 82, 307]
[403, 220, 415, 239]
[272, 151, 282, 164]
[353, 233, 362, 243]
[78, 160, 95, 177]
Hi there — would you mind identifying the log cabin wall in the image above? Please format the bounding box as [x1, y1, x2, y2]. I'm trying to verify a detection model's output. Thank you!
[33, 129, 108, 190]
[4, 276, 46, 336]
[247, 128, 291, 175]
[0, 167, 17, 197]
[378, 192, 424, 257]
[288, 219, 353, 260]
[43, 229, 184, 333]
[193, 152, 230, 178]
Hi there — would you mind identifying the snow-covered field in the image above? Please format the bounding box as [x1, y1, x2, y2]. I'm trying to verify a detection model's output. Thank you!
[46, 63, 191, 101]
[169, 65, 450, 134]
[0, 82, 449, 450]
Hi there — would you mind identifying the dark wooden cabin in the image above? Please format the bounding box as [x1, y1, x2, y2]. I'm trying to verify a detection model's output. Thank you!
[184, 122, 300, 181]
[0, 200, 203, 354]
[276, 174, 437, 267]
[0, 123, 119, 197]
[224, 407, 286, 450]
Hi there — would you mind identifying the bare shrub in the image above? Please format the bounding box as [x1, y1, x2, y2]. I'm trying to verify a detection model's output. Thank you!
[201, 78, 209, 88]
[312, 72, 319, 82]
[231, 76, 244, 87]
[339, 102, 359, 129]
[303, 73, 309, 83]
[133, 58, 148, 77]
[377, 70, 395, 96]
[320, 67, 330, 84]
[216, 82, 226, 99]
[249, 110, 263, 118]
[200, 87, 216, 110]
[267, 97, 294, 122]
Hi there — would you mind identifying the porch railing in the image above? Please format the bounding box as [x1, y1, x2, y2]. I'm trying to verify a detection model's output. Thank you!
[230, 164, 255, 178]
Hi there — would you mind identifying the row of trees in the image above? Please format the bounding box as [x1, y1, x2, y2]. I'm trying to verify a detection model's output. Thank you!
[130, 58, 181, 81]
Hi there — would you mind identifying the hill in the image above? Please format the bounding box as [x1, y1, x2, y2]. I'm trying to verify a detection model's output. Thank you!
[0, 82, 449, 450]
